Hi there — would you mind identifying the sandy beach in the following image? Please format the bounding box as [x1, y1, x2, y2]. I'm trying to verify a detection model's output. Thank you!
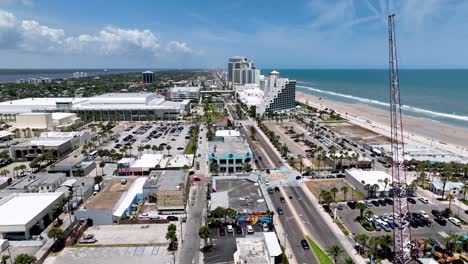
[296, 91, 468, 158]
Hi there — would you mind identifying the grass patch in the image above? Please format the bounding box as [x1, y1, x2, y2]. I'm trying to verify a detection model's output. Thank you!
[305, 235, 333, 264]
[184, 126, 199, 155]
[335, 219, 350, 236]
[305, 179, 365, 202]
[281, 246, 290, 264]
[358, 218, 375, 231]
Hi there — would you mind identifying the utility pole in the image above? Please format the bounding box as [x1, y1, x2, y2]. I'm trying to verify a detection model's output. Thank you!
[388, 14, 412, 264]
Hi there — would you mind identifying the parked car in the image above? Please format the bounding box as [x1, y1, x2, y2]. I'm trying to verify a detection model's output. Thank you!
[378, 199, 387, 206]
[347, 200, 357, 209]
[219, 227, 225, 236]
[448, 217, 462, 227]
[418, 197, 429, 204]
[434, 217, 447, 226]
[167, 216, 179, 221]
[301, 239, 310, 250]
[407, 197, 417, 204]
[246, 225, 254, 234]
[371, 200, 380, 207]
[235, 225, 243, 234]
[384, 198, 394, 205]
[227, 225, 234, 233]
[364, 200, 372, 207]
[262, 222, 269, 232]
[337, 205, 343, 210]
[431, 210, 441, 218]
[419, 210, 430, 219]
[372, 221, 382, 231]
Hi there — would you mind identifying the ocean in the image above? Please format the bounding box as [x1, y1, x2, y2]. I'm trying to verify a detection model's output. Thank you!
[263, 69, 468, 129]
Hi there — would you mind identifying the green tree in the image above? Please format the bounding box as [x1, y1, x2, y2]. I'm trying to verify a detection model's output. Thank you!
[355, 234, 369, 254]
[47, 227, 63, 242]
[167, 223, 177, 232]
[212, 207, 226, 221]
[343, 257, 355, 264]
[210, 163, 220, 174]
[243, 163, 252, 173]
[326, 244, 343, 263]
[198, 226, 211, 247]
[14, 254, 36, 264]
[225, 208, 237, 223]
[322, 191, 334, 206]
[99, 161, 106, 175]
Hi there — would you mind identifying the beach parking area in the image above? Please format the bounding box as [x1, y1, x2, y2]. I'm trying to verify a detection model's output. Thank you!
[323, 122, 391, 145]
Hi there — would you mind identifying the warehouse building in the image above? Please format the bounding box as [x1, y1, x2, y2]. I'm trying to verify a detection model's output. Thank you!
[7, 173, 66, 193]
[14, 112, 80, 137]
[0, 192, 64, 240]
[75, 178, 145, 225]
[48, 155, 96, 177]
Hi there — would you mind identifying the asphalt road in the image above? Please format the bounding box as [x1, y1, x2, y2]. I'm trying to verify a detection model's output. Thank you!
[239, 125, 272, 170]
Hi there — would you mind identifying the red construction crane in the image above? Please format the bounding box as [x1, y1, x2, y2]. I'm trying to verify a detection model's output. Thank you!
[388, 14, 412, 264]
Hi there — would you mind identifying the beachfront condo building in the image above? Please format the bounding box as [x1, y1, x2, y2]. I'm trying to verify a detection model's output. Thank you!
[227, 56, 260, 88]
[142, 71, 155, 83]
[238, 70, 296, 116]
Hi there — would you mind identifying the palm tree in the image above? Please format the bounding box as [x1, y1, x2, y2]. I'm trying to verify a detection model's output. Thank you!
[198, 226, 211, 247]
[462, 184, 468, 201]
[356, 202, 367, 219]
[355, 234, 368, 254]
[379, 235, 393, 259]
[330, 187, 338, 202]
[327, 244, 343, 263]
[364, 184, 372, 198]
[14, 254, 36, 264]
[343, 257, 355, 264]
[447, 194, 454, 210]
[166, 145, 172, 156]
[341, 186, 349, 201]
[151, 145, 158, 154]
[369, 236, 381, 256]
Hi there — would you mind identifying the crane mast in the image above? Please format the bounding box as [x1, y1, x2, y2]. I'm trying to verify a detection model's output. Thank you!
[388, 14, 412, 264]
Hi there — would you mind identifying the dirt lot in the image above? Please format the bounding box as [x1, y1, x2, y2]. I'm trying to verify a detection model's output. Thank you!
[82, 223, 179, 246]
[305, 179, 364, 202]
[323, 122, 390, 145]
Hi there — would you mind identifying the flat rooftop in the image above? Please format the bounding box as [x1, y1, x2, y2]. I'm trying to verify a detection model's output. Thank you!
[209, 137, 251, 156]
[8, 173, 65, 190]
[148, 170, 188, 191]
[82, 179, 135, 211]
[211, 178, 268, 213]
[0, 192, 64, 226]
[346, 168, 392, 191]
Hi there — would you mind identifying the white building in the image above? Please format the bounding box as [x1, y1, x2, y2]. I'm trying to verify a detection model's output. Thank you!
[0, 93, 190, 121]
[228, 56, 260, 88]
[237, 70, 296, 116]
[345, 168, 393, 197]
[14, 112, 81, 137]
[171, 86, 201, 101]
[73, 72, 88, 79]
[233, 232, 282, 264]
[0, 192, 64, 240]
[429, 180, 464, 198]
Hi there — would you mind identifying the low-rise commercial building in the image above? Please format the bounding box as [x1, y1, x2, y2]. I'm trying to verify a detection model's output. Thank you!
[233, 232, 282, 264]
[171, 86, 200, 101]
[9, 131, 89, 161]
[48, 155, 96, 177]
[208, 135, 252, 174]
[7, 173, 66, 193]
[345, 168, 392, 197]
[210, 176, 271, 225]
[0, 192, 64, 240]
[144, 170, 189, 213]
[429, 180, 464, 198]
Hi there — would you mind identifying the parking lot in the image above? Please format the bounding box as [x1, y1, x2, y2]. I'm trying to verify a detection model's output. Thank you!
[204, 224, 268, 264]
[336, 198, 466, 242]
[102, 122, 194, 156]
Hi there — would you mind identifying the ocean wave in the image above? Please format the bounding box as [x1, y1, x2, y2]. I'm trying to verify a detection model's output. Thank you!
[297, 85, 468, 122]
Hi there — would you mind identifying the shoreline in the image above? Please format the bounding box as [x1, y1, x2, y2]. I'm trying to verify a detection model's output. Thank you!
[296, 91, 468, 159]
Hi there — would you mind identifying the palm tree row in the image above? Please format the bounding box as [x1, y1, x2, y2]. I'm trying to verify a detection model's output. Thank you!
[354, 234, 393, 261]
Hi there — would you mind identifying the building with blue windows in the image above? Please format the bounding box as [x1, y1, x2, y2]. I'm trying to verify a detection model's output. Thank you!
[208, 130, 252, 174]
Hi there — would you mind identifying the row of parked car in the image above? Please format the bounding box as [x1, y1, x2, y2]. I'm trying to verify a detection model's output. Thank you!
[348, 196, 429, 210]
[218, 223, 267, 236]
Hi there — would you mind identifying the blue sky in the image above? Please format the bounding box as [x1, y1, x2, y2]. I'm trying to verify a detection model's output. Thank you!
[1, 0, 468, 68]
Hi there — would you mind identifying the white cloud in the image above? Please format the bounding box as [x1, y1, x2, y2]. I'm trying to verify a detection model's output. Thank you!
[0, 9, 194, 57]
[166, 41, 192, 53]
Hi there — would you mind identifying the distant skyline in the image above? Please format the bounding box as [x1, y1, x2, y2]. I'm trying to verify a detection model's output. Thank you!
[1, 0, 468, 69]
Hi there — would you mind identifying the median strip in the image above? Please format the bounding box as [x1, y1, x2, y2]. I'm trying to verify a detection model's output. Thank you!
[305, 235, 333, 264]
